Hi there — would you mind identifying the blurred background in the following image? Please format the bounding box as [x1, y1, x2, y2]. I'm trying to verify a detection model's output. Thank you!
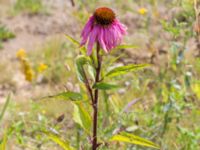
[0, 0, 200, 149]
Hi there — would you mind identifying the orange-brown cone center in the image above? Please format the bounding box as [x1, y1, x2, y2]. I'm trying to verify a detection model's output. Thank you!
[94, 7, 115, 26]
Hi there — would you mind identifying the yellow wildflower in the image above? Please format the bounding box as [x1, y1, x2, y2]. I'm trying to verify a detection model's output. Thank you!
[16, 49, 34, 82]
[138, 8, 148, 15]
[16, 49, 26, 59]
[21, 58, 34, 82]
[38, 63, 48, 73]
[25, 69, 34, 82]
[42, 110, 46, 114]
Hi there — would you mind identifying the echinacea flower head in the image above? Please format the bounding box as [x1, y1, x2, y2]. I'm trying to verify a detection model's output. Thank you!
[81, 7, 127, 55]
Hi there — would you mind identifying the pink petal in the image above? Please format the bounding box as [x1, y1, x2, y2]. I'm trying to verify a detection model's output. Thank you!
[105, 26, 114, 50]
[87, 27, 98, 55]
[80, 16, 94, 46]
[110, 25, 121, 49]
[98, 27, 108, 53]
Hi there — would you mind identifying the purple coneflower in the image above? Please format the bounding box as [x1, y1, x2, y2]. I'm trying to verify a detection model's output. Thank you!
[80, 7, 127, 55]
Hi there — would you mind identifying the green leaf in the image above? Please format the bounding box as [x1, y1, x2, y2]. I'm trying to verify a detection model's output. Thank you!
[75, 55, 93, 83]
[0, 126, 14, 150]
[105, 64, 150, 78]
[88, 65, 96, 81]
[110, 132, 159, 149]
[65, 34, 86, 53]
[0, 93, 11, 123]
[43, 131, 75, 150]
[93, 82, 119, 90]
[107, 53, 126, 66]
[0, 26, 15, 41]
[0, 132, 7, 150]
[65, 34, 80, 46]
[160, 20, 180, 37]
[42, 92, 82, 101]
[73, 103, 92, 134]
[114, 44, 138, 50]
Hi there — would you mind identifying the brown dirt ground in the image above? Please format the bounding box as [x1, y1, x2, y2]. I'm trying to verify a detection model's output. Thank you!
[0, 0, 198, 103]
[0, 0, 80, 103]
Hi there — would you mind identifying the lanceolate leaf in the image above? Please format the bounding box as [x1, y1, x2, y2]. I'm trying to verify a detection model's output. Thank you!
[110, 132, 159, 149]
[115, 44, 138, 50]
[88, 65, 96, 81]
[93, 82, 119, 90]
[42, 92, 83, 101]
[43, 131, 75, 150]
[65, 35, 86, 53]
[75, 55, 92, 83]
[105, 64, 150, 78]
[73, 103, 92, 134]
[65, 34, 79, 46]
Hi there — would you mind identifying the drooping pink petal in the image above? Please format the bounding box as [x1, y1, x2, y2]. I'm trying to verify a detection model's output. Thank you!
[98, 26, 108, 53]
[87, 27, 98, 55]
[114, 19, 127, 35]
[103, 27, 112, 50]
[104, 26, 115, 50]
[108, 25, 121, 51]
[80, 16, 94, 46]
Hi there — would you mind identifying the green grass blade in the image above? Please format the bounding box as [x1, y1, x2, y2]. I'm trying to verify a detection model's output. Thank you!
[43, 131, 75, 150]
[0, 132, 8, 150]
[0, 127, 14, 149]
[0, 94, 11, 123]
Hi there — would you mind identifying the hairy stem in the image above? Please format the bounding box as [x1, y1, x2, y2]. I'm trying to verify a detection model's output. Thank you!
[92, 43, 101, 150]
